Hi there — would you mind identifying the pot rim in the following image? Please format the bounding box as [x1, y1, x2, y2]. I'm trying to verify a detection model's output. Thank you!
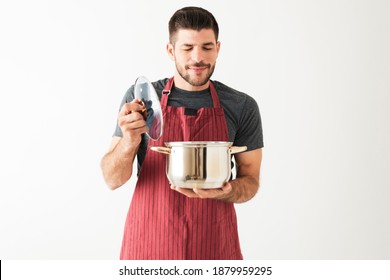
[165, 141, 233, 147]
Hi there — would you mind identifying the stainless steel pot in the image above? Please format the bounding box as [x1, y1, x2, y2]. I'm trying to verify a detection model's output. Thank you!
[150, 141, 247, 189]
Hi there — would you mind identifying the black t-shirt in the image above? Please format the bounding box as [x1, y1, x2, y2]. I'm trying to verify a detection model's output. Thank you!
[114, 78, 264, 172]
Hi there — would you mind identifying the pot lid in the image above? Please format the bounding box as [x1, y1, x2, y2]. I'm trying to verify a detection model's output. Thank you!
[134, 76, 163, 141]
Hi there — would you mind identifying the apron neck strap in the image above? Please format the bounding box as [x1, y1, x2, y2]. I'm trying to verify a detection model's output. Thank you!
[161, 77, 221, 108]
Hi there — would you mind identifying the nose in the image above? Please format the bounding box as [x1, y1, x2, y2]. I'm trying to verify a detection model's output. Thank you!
[191, 47, 203, 63]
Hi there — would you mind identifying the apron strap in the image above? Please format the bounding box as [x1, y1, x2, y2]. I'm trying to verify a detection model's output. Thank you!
[208, 81, 221, 108]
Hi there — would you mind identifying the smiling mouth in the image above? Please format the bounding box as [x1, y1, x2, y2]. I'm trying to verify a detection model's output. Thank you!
[190, 66, 207, 71]
[187, 65, 210, 73]
[186, 64, 210, 72]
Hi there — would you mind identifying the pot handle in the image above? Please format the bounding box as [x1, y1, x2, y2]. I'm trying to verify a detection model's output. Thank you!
[150, 146, 171, 154]
[229, 146, 247, 154]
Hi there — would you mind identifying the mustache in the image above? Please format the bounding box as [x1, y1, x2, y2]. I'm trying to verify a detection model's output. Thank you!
[186, 63, 211, 68]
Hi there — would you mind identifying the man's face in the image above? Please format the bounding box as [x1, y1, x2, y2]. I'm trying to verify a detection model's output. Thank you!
[167, 28, 220, 90]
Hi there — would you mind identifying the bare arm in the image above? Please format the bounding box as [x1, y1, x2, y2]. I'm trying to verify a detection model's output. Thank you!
[171, 148, 262, 203]
[224, 148, 262, 203]
[101, 99, 148, 190]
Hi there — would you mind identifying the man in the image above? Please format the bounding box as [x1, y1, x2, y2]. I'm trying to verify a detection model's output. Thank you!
[101, 6, 263, 260]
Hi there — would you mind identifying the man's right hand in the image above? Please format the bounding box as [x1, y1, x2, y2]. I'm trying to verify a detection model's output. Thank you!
[101, 98, 149, 190]
[118, 98, 149, 149]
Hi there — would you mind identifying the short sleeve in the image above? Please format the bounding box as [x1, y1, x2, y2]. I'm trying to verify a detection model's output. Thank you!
[234, 95, 264, 150]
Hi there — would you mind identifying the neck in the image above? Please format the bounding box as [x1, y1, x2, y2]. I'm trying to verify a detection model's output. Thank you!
[173, 73, 210, 91]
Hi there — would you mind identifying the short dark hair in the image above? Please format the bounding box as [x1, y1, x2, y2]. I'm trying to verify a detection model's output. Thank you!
[168, 6, 219, 44]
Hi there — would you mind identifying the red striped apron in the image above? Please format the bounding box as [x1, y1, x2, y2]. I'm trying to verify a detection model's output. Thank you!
[120, 77, 243, 260]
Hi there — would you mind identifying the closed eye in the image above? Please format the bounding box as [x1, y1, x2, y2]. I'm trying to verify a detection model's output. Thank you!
[181, 43, 215, 51]
[182, 44, 193, 51]
[202, 42, 215, 51]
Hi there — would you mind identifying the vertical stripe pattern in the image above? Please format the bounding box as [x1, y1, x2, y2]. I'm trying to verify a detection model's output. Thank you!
[120, 78, 243, 260]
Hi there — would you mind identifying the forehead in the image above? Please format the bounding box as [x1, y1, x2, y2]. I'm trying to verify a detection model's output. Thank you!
[174, 28, 217, 45]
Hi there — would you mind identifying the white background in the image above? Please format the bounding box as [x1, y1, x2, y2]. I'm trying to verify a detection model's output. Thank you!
[0, 0, 389, 260]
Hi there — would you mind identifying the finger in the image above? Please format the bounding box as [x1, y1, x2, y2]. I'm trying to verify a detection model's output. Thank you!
[221, 182, 233, 193]
[118, 113, 149, 138]
[193, 183, 232, 199]
[120, 121, 149, 136]
[120, 124, 149, 136]
[118, 111, 146, 126]
[170, 186, 200, 198]
[119, 101, 144, 117]
[193, 188, 221, 198]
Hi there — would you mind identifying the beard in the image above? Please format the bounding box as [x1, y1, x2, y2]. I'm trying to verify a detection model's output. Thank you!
[175, 62, 216, 87]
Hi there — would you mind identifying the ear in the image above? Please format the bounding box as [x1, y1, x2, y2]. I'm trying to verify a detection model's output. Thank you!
[166, 43, 175, 61]
[216, 41, 221, 55]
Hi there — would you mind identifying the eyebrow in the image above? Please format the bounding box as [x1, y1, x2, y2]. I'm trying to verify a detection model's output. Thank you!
[181, 42, 215, 48]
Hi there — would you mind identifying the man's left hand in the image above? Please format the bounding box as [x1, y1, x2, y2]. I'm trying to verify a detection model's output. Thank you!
[170, 182, 233, 201]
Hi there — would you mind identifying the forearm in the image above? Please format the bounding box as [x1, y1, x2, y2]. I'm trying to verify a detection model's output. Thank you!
[225, 175, 260, 203]
[101, 139, 138, 190]
[180, 174, 260, 203]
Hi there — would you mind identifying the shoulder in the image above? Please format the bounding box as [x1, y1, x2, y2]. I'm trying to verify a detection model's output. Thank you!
[152, 78, 169, 98]
[212, 80, 258, 108]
